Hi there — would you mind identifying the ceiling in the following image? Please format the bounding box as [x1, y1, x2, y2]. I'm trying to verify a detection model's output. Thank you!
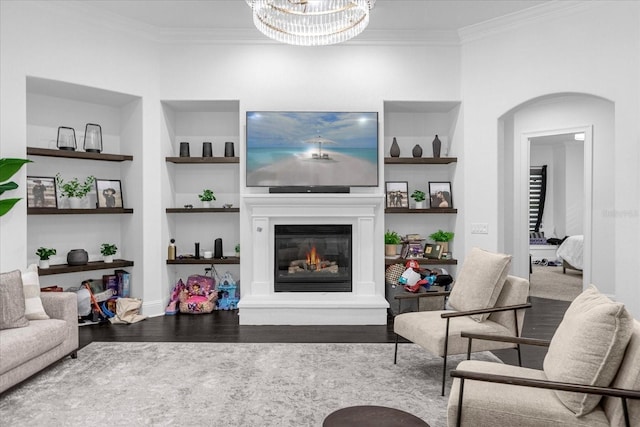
[85, 0, 551, 37]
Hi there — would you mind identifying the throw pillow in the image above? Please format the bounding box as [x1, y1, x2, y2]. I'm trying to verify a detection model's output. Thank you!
[448, 247, 512, 321]
[0, 269, 30, 330]
[22, 264, 50, 320]
[543, 285, 634, 416]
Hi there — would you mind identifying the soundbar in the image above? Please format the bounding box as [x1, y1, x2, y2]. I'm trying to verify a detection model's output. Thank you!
[268, 186, 351, 194]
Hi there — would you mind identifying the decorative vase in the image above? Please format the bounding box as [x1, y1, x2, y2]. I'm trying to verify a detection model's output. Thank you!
[414, 201, 425, 209]
[38, 259, 50, 269]
[224, 142, 235, 157]
[202, 142, 213, 157]
[104, 255, 114, 263]
[179, 142, 190, 157]
[68, 197, 83, 209]
[412, 144, 423, 158]
[438, 241, 449, 254]
[390, 137, 400, 157]
[385, 244, 398, 257]
[432, 135, 441, 158]
[202, 201, 211, 208]
[67, 249, 88, 266]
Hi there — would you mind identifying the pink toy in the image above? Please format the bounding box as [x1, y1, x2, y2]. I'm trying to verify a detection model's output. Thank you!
[165, 279, 185, 315]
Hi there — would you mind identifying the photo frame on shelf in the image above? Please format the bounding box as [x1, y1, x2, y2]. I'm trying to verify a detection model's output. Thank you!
[96, 179, 123, 208]
[26, 176, 57, 208]
[423, 243, 443, 259]
[385, 181, 408, 208]
[429, 181, 453, 208]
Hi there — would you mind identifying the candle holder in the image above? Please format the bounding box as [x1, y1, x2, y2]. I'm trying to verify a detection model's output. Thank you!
[83, 123, 103, 153]
[57, 126, 77, 151]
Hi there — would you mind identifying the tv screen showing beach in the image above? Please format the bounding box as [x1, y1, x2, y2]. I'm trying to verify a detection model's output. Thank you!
[246, 111, 379, 187]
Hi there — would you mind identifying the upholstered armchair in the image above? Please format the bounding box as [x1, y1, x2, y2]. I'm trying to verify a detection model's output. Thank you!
[448, 285, 640, 427]
[393, 248, 531, 395]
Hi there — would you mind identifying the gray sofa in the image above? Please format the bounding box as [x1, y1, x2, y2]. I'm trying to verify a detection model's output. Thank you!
[0, 292, 79, 394]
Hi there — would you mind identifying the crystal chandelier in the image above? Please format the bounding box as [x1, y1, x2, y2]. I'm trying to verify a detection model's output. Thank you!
[245, 0, 376, 46]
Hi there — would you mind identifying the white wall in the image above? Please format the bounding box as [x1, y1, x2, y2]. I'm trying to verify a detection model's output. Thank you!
[461, 2, 640, 315]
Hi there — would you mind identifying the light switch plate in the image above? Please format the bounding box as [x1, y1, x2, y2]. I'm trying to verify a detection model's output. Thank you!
[471, 223, 489, 234]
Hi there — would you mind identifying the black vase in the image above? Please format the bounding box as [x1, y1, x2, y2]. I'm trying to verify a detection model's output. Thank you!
[390, 137, 400, 157]
[432, 135, 441, 158]
[412, 144, 423, 158]
[202, 142, 213, 157]
[67, 249, 88, 266]
[179, 142, 190, 157]
[224, 142, 235, 157]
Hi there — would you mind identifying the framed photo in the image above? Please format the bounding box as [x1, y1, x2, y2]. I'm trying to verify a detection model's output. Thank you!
[424, 243, 444, 259]
[96, 179, 123, 208]
[385, 181, 409, 208]
[26, 176, 57, 208]
[429, 181, 453, 209]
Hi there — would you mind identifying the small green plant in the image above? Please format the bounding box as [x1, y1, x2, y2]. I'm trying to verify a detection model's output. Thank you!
[100, 243, 117, 256]
[410, 190, 426, 202]
[198, 189, 216, 202]
[55, 174, 96, 198]
[429, 229, 455, 242]
[0, 158, 32, 216]
[384, 230, 402, 245]
[36, 247, 56, 260]
[234, 243, 240, 253]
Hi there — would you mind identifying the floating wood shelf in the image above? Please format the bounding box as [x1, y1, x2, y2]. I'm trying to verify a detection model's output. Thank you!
[384, 157, 457, 164]
[27, 147, 133, 162]
[385, 208, 457, 214]
[385, 257, 457, 266]
[166, 257, 240, 265]
[28, 208, 134, 215]
[166, 208, 240, 213]
[37, 259, 134, 276]
[165, 157, 239, 164]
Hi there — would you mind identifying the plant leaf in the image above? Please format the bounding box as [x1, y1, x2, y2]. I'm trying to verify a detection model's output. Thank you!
[0, 198, 21, 216]
[0, 158, 32, 182]
[0, 181, 19, 196]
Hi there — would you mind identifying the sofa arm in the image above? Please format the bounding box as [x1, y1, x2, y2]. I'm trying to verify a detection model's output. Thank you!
[40, 292, 78, 324]
[461, 331, 550, 347]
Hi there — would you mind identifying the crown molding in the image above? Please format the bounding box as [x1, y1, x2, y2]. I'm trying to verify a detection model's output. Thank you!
[458, 0, 599, 44]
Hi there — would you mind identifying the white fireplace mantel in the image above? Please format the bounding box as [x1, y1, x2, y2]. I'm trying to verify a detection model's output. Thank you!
[238, 193, 389, 325]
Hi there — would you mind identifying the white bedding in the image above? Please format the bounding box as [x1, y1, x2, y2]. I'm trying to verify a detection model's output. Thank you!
[556, 235, 584, 270]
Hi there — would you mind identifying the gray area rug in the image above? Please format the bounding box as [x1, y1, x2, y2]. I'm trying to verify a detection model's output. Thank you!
[529, 265, 583, 301]
[0, 342, 501, 426]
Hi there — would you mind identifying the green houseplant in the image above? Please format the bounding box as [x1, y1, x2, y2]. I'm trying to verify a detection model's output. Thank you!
[36, 247, 56, 269]
[410, 190, 426, 208]
[429, 229, 455, 254]
[234, 243, 240, 258]
[100, 243, 117, 263]
[0, 158, 32, 216]
[198, 189, 216, 207]
[55, 174, 95, 209]
[385, 230, 402, 257]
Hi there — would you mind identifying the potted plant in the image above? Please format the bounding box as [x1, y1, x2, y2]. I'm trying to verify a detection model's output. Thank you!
[198, 189, 216, 208]
[234, 243, 240, 258]
[36, 247, 56, 269]
[100, 243, 118, 263]
[429, 229, 455, 254]
[385, 230, 402, 257]
[55, 173, 95, 209]
[410, 190, 426, 209]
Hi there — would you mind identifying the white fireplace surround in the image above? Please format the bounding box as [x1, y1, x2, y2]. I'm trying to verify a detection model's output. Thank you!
[238, 194, 389, 325]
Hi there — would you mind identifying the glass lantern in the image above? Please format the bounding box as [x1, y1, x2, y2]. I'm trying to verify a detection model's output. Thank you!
[56, 126, 77, 151]
[83, 123, 102, 153]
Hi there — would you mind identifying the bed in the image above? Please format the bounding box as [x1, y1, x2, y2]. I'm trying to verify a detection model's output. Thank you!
[556, 235, 583, 274]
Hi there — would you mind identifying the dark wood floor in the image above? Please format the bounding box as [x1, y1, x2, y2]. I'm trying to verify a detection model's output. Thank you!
[79, 296, 569, 370]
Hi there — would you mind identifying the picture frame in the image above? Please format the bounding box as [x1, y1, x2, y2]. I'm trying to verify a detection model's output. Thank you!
[423, 243, 444, 259]
[385, 181, 409, 208]
[95, 179, 123, 208]
[26, 176, 57, 208]
[429, 181, 453, 209]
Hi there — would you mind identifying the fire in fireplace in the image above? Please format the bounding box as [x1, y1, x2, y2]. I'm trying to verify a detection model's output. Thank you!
[274, 224, 352, 292]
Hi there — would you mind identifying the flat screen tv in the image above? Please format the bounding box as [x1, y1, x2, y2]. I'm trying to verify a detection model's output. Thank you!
[246, 111, 378, 190]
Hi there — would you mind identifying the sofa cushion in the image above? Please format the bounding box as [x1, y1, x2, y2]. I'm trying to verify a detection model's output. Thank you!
[0, 270, 30, 330]
[448, 248, 511, 321]
[0, 318, 68, 375]
[22, 264, 49, 320]
[543, 285, 634, 416]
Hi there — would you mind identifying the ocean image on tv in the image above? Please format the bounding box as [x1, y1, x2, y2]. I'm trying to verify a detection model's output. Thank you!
[246, 112, 378, 187]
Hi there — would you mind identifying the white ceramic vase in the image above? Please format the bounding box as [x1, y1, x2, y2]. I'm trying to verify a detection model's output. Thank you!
[414, 201, 425, 209]
[38, 259, 50, 269]
[202, 201, 211, 208]
[68, 197, 83, 209]
[104, 255, 114, 263]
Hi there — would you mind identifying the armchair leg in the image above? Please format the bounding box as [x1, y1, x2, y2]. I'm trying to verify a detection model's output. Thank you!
[394, 333, 399, 365]
[516, 344, 522, 367]
[442, 319, 451, 396]
[456, 378, 465, 427]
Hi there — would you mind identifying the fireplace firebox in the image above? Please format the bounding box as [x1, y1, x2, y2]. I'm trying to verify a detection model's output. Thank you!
[274, 224, 352, 292]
